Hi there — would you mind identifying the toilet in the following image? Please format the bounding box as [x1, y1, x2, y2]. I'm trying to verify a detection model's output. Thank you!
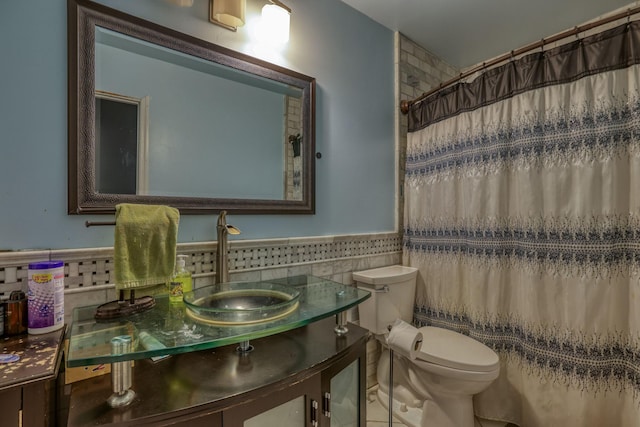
[354, 265, 501, 427]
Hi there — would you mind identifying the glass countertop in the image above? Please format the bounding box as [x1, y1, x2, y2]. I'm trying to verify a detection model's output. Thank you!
[66, 276, 370, 367]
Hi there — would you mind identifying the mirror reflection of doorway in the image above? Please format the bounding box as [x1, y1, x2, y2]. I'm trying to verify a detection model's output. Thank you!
[95, 91, 149, 195]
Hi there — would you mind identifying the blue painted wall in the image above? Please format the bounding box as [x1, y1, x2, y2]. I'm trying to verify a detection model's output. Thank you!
[0, 0, 395, 249]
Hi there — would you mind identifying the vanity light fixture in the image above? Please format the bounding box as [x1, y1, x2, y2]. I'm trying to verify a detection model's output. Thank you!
[261, 0, 291, 44]
[209, 0, 246, 32]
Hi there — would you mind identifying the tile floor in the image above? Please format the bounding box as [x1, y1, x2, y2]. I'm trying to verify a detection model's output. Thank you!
[366, 393, 407, 427]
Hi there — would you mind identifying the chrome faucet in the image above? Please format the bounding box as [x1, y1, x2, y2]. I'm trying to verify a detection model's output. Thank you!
[215, 211, 241, 284]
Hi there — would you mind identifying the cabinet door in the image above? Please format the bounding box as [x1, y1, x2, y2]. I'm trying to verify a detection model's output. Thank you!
[321, 344, 366, 427]
[223, 373, 321, 427]
[23, 380, 57, 427]
[0, 388, 21, 427]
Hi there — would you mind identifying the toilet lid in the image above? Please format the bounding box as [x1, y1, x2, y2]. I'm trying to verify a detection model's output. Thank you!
[416, 327, 500, 372]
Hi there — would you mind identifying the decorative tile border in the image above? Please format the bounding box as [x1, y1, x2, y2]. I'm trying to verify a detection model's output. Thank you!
[0, 232, 402, 324]
[396, 33, 459, 234]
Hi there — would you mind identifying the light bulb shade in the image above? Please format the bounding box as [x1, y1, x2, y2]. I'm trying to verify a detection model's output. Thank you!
[211, 0, 245, 29]
[261, 3, 290, 45]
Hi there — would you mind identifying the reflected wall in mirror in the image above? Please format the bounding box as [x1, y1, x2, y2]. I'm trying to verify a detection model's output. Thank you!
[68, 0, 315, 214]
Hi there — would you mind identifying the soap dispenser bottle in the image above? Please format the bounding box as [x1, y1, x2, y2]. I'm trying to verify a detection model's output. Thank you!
[169, 255, 192, 303]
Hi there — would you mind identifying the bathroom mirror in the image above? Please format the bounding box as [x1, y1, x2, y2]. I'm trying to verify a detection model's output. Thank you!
[68, 0, 315, 214]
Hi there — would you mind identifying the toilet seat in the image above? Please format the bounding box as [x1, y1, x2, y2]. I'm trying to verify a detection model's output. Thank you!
[416, 327, 499, 372]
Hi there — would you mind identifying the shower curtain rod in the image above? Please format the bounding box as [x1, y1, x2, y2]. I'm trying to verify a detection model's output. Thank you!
[399, 5, 640, 115]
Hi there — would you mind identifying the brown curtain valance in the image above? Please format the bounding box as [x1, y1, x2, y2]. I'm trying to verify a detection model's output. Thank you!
[408, 20, 640, 132]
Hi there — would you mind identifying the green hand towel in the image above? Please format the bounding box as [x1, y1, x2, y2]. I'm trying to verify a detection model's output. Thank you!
[114, 203, 180, 291]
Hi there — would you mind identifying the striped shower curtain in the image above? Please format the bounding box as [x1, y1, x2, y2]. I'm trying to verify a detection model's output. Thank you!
[404, 21, 640, 426]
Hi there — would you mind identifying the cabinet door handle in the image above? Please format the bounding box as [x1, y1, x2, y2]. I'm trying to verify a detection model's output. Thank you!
[323, 392, 331, 418]
[310, 399, 319, 427]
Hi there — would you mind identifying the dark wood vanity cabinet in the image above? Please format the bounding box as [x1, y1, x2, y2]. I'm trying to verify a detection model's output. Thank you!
[223, 347, 365, 427]
[66, 317, 368, 427]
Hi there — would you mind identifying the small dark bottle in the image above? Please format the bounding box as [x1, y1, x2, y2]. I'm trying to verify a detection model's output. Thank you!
[5, 290, 28, 335]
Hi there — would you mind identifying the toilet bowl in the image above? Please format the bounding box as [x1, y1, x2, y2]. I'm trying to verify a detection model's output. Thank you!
[354, 265, 500, 427]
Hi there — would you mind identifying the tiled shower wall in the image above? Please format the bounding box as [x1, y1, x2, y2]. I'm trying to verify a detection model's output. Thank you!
[396, 33, 459, 227]
[354, 34, 460, 389]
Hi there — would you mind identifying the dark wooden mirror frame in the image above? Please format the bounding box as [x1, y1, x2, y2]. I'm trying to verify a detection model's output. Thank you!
[68, 0, 315, 215]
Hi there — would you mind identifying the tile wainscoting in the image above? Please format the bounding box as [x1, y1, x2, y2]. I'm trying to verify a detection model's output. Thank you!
[0, 232, 401, 386]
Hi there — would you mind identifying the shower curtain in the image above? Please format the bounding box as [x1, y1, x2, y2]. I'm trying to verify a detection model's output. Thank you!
[404, 21, 640, 427]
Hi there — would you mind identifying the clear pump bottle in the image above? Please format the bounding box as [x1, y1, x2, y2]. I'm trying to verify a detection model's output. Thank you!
[169, 255, 192, 303]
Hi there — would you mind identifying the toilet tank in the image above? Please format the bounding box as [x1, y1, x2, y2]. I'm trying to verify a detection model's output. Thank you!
[353, 265, 418, 335]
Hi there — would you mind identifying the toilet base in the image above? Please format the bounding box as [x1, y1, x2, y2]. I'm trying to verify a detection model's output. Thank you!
[376, 388, 421, 427]
[376, 388, 508, 427]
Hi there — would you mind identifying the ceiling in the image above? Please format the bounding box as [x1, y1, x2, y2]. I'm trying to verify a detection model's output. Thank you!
[339, 0, 636, 70]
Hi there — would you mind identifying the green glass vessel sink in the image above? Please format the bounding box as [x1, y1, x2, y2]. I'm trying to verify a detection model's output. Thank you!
[183, 282, 300, 325]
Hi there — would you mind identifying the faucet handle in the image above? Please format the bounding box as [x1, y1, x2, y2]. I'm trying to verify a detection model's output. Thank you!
[218, 211, 241, 234]
[226, 224, 241, 235]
